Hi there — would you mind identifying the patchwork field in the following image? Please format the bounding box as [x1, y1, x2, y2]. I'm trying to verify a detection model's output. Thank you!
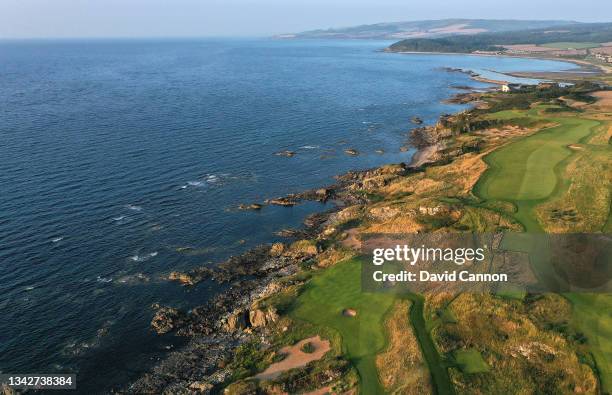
[540, 42, 601, 50]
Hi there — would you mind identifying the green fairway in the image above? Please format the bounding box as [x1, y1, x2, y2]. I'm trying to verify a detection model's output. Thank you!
[289, 259, 454, 394]
[475, 108, 611, 392]
[475, 116, 598, 202]
[540, 42, 601, 50]
[453, 349, 490, 374]
[475, 110, 600, 232]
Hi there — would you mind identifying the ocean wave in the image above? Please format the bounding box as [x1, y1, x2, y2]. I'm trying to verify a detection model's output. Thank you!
[181, 172, 258, 190]
[51, 236, 64, 243]
[96, 276, 113, 283]
[112, 215, 126, 221]
[116, 273, 150, 285]
[300, 145, 320, 149]
[125, 204, 143, 211]
[129, 251, 158, 262]
[205, 174, 219, 183]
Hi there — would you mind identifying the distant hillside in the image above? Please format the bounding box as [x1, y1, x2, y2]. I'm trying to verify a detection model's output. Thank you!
[386, 22, 612, 53]
[279, 19, 579, 40]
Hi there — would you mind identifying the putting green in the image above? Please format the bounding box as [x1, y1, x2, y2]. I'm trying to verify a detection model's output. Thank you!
[290, 259, 396, 394]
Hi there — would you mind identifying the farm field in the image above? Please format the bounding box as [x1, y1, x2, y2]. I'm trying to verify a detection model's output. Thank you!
[540, 42, 601, 50]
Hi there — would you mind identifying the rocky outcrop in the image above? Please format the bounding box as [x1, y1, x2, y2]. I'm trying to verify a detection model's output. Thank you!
[411, 125, 453, 148]
[168, 267, 214, 286]
[225, 310, 248, 332]
[411, 116, 423, 124]
[223, 307, 279, 332]
[266, 196, 298, 206]
[238, 203, 263, 210]
[151, 305, 187, 335]
[269, 242, 285, 257]
[285, 240, 319, 259]
[248, 308, 279, 328]
[188, 381, 213, 392]
[275, 150, 296, 157]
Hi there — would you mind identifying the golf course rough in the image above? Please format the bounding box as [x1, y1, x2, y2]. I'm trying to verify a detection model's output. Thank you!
[476, 107, 611, 392]
[288, 105, 610, 394]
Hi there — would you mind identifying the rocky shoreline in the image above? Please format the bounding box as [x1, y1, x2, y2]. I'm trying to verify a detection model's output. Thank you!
[125, 82, 489, 394]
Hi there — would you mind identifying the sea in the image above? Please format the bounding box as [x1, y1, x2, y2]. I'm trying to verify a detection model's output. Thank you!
[0, 38, 576, 393]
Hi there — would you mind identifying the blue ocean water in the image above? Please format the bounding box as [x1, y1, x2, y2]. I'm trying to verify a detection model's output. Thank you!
[0, 38, 575, 392]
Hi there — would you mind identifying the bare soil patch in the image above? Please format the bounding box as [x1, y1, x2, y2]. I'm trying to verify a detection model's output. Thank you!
[591, 91, 612, 111]
[255, 336, 331, 381]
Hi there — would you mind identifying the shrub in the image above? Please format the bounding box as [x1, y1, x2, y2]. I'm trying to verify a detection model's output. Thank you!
[301, 342, 316, 354]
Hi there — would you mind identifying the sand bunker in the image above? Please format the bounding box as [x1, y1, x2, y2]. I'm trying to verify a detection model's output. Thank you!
[255, 336, 330, 380]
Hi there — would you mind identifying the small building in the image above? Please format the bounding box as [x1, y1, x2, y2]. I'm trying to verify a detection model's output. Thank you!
[501, 83, 529, 93]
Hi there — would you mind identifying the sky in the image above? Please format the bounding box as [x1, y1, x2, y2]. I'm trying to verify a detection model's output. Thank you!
[1, 0, 611, 39]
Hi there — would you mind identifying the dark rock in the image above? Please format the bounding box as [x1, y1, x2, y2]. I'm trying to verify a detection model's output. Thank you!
[151, 305, 187, 335]
[238, 203, 263, 210]
[274, 228, 304, 238]
[265, 196, 298, 206]
[225, 310, 248, 332]
[275, 150, 296, 157]
[411, 116, 423, 124]
[168, 267, 214, 286]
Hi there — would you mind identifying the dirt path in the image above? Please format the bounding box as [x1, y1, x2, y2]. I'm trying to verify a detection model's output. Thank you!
[255, 336, 330, 381]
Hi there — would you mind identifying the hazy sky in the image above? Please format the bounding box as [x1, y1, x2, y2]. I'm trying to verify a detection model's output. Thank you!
[1, 0, 610, 39]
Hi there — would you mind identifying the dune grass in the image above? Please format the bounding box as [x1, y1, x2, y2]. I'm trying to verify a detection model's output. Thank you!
[564, 294, 612, 391]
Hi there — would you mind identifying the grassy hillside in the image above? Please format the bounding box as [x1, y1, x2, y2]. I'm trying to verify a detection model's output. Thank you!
[283, 19, 578, 40]
[387, 22, 612, 53]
